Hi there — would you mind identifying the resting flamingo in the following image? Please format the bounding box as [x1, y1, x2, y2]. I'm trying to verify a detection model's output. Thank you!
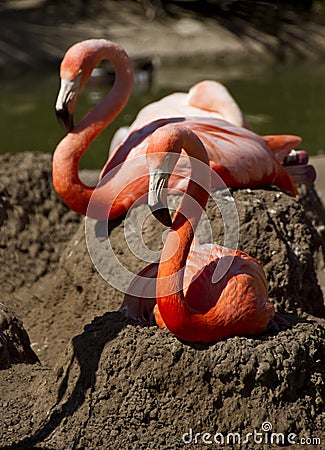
[121, 124, 275, 343]
[113, 80, 314, 179]
[53, 39, 314, 221]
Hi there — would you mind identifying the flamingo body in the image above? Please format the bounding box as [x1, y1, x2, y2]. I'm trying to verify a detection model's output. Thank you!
[155, 242, 274, 342]
[122, 240, 274, 342]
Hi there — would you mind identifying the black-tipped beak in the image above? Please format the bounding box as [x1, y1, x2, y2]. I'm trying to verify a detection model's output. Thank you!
[55, 77, 79, 133]
[150, 205, 172, 227]
[148, 169, 172, 227]
[55, 107, 74, 133]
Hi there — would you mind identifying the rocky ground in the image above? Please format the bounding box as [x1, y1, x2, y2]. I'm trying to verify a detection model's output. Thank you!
[0, 152, 324, 449]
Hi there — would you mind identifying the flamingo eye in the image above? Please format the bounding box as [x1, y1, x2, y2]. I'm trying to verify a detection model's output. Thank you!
[72, 70, 82, 87]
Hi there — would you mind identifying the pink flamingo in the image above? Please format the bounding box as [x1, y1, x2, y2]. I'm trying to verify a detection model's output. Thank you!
[110, 78, 315, 182]
[122, 124, 275, 343]
[53, 39, 313, 221]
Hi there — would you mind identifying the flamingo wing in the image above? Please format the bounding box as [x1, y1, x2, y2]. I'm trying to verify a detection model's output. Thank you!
[182, 241, 274, 338]
[187, 117, 298, 195]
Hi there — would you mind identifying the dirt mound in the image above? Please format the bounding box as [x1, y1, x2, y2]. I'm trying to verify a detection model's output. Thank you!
[30, 316, 325, 449]
[2, 314, 324, 449]
[0, 153, 80, 295]
[0, 153, 324, 449]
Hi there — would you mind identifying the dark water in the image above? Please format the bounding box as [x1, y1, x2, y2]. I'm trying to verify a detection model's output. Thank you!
[0, 61, 324, 170]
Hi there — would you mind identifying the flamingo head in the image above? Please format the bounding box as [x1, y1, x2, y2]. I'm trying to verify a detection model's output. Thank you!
[55, 41, 98, 132]
[146, 130, 181, 227]
[55, 77, 79, 132]
[148, 163, 172, 227]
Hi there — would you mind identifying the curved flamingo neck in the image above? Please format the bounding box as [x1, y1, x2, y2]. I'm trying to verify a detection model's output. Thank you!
[155, 127, 210, 324]
[53, 40, 134, 218]
[75, 41, 133, 138]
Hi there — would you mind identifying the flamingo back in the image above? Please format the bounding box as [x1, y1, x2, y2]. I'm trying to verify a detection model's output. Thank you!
[121, 236, 273, 339]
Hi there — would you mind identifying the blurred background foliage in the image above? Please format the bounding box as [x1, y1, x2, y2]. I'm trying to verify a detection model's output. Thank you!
[1, 0, 324, 18]
[1, 1, 324, 51]
[1, 1, 324, 47]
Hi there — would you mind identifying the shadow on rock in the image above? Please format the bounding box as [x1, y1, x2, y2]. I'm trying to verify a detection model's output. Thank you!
[9, 311, 128, 449]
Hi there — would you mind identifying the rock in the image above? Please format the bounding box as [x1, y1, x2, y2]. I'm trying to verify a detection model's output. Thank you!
[0, 303, 39, 369]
